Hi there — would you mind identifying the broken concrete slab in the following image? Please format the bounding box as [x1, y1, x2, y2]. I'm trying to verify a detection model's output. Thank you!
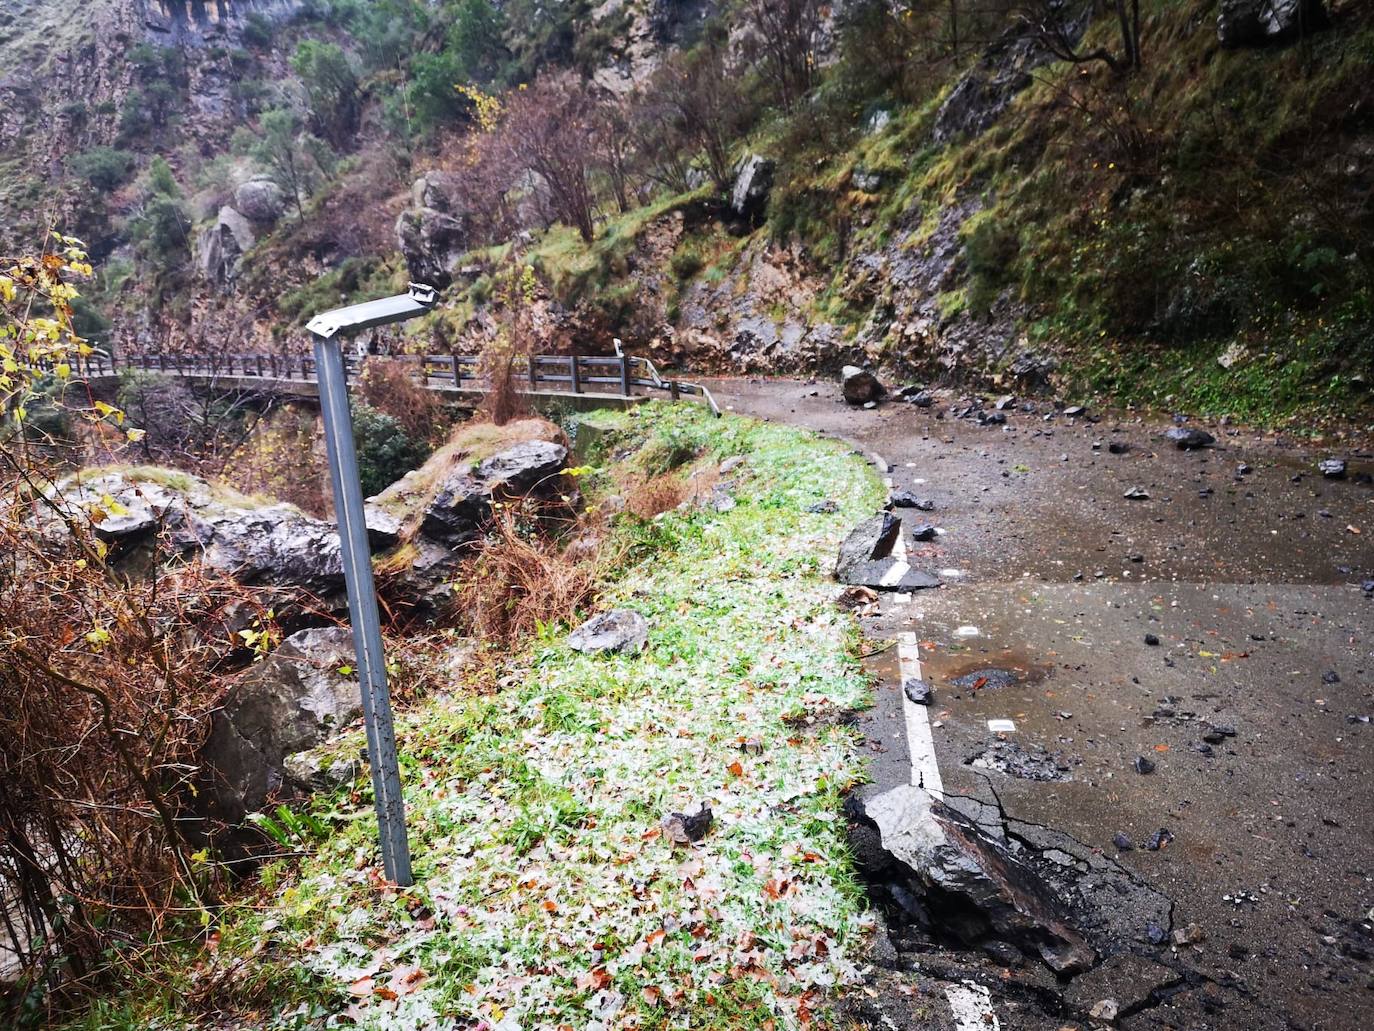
[1064, 953, 1185, 1021]
[853, 784, 1098, 975]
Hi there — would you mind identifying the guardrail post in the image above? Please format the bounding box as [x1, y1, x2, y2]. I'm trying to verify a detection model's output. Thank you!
[619, 354, 632, 397]
[450, 354, 461, 387]
[528, 354, 538, 392]
[570, 354, 581, 394]
[670, 380, 681, 402]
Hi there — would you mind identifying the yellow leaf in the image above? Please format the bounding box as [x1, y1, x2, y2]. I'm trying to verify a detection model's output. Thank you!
[55, 362, 70, 379]
[125, 427, 146, 442]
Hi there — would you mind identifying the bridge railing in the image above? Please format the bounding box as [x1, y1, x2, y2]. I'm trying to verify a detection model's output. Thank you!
[80, 351, 720, 416]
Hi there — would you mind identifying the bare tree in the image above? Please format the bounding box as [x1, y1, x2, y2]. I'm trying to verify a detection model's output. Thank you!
[595, 94, 636, 214]
[497, 72, 600, 243]
[744, 0, 823, 111]
[627, 34, 744, 195]
[1014, 0, 1141, 71]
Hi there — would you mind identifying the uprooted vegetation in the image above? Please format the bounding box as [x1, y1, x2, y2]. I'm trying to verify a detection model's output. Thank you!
[33, 402, 892, 1030]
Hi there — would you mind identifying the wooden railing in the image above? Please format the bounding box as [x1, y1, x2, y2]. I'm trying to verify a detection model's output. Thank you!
[73, 350, 720, 416]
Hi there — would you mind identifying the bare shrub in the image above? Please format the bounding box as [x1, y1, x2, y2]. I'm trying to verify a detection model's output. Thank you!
[358, 360, 446, 445]
[223, 402, 328, 516]
[1, 233, 250, 1019]
[457, 503, 603, 649]
[477, 264, 540, 427]
[0, 487, 249, 1015]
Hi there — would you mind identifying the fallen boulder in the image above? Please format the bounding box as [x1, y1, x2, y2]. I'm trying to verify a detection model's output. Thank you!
[420, 469, 492, 546]
[569, 609, 650, 654]
[1218, 0, 1327, 47]
[200, 628, 361, 830]
[477, 440, 570, 495]
[836, 513, 942, 592]
[1319, 458, 1347, 480]
[1164, 427, 1215, 450]
[44, 469, 345, 595]
[192, 503, 343, 596]
[730, 154, 775, 223]
[841, 366, 886, 405]
[234, 176, 285, 223]
[851, 785, 1097, 975]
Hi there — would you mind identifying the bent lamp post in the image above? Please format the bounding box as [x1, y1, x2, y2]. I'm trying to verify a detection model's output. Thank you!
[305, 282, 438, 886]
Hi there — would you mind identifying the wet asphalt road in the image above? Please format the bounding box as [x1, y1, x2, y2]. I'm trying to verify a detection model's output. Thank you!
[704, 377, 1374, 1031]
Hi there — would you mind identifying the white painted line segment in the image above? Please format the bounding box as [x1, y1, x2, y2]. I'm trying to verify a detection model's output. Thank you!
[880, 561, 911, 587]
[896, 631, 943, 798]
[946, 981, 999, 1031]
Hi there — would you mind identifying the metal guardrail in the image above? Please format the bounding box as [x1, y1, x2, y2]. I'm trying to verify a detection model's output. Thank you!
[74, 351, 721, 417]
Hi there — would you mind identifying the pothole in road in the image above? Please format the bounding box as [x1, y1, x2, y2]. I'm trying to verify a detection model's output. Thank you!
[966, 740, 1077, 782]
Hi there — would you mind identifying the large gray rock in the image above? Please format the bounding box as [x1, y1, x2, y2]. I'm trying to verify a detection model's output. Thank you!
[933, 20, 1087, 143]
[730, 154, 775, 222]
[201, 628, 361, 827]
[419, 469, 492, 546]
[835, 512, 942, 592]
[476, 440, 569, 495]
[234, 176, 286, 223]
[42, 470, 194, 544]
[837, 512, 902, 572]
[1218, 0, 1327, 46]
[855, 785, 1097, 975]
[569, 609, 650, 654]
[190, 503, 343, 596]
[416, 441, 569, 544]
[44, 469, 344, 595]
[396, 171, 468, 287]
[395, 207, 467, 287]
[196, 205, 256, 289]
[841, 365, 886, 405]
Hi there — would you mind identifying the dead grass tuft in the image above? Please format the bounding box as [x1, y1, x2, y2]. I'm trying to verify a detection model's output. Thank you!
[455, 503, 607, 649]
[625, 473, 688, 520]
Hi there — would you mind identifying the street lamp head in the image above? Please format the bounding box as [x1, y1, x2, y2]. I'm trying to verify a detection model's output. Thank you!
[305, 282, 439, 341]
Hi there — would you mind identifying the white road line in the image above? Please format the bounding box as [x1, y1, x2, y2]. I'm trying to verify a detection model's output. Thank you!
[946, 981, 999, 1031]
[896, 631, 943, 798]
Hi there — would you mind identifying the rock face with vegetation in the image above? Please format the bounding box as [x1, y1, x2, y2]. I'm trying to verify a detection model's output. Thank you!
[0, 0, 1369, 428]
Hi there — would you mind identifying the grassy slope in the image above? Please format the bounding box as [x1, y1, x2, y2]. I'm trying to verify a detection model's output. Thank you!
[488, 2, 1372, 433]
[99, 403, 886, 1031]
[773, 1, 1374, 430]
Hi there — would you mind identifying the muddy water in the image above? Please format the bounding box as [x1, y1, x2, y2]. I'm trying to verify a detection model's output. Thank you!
[708, 377, 1374, 1031]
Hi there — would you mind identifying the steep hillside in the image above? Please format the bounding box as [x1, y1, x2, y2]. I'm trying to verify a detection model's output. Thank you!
[1, 0, 1370, 432]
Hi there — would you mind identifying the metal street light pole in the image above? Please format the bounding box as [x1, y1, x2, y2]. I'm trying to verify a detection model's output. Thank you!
[306, 282, 438, 887]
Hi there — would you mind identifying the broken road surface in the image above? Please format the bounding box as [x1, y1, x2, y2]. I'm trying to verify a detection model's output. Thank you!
[709, 377, 1373, 1031]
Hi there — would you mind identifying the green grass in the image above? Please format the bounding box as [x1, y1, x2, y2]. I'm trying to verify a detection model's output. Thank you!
[99, 403, 886, 1030]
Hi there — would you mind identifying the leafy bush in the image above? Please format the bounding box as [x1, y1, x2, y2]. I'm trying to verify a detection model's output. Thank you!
[351, 401, 432, 496]
[670, 241, 705, 281]
[962, 210, 1019, 314]
[69, 147, 137, 191]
